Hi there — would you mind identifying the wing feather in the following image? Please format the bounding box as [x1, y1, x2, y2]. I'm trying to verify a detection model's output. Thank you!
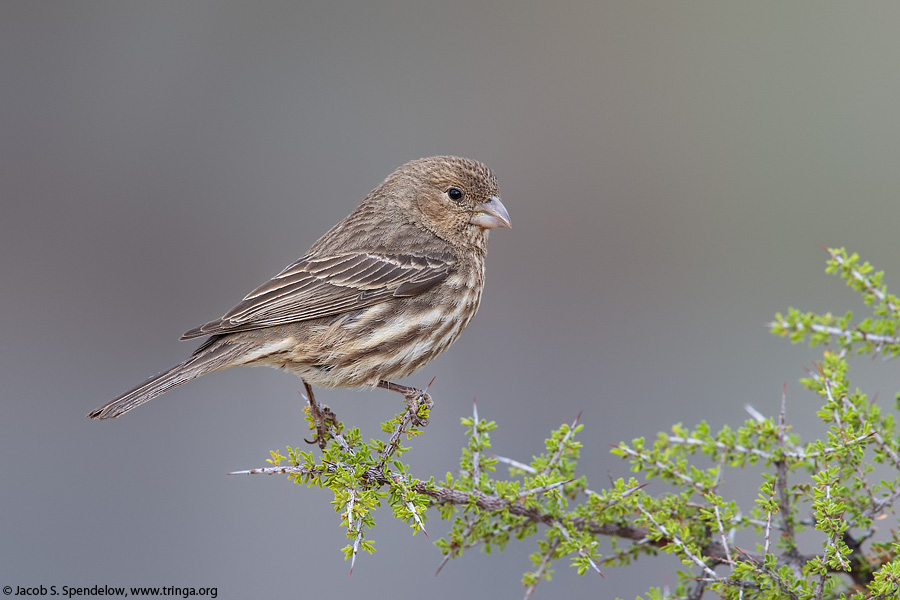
[180, 250, 455, 339]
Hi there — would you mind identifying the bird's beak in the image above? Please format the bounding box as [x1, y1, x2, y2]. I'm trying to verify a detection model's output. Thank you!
[470, 196, 511, 229]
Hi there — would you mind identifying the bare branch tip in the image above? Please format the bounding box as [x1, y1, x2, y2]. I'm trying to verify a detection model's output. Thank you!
[434, 555, 451, 577]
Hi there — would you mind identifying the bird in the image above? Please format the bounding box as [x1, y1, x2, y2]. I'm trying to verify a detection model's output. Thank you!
[88, 155, 510, 441]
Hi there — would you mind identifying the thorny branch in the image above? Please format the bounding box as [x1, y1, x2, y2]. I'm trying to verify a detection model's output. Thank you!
[231, 442, 817, 573]
[236, 244, 900, 597]
[776, 386, 801, 566]
[230, 373, 900, 598]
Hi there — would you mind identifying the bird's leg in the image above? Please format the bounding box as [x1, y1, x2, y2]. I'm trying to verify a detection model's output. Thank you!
[377, 380, 433, 427]
[302, 379, 336, 449]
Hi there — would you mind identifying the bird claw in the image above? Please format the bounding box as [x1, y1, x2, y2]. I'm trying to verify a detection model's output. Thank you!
[405, 390, 433, 427]
[304, 403, 336, 449]
[377, 380, 434, 428]
[302, 382, 337, 449]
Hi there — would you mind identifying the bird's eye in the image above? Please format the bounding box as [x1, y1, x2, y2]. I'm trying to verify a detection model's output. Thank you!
[447, 187, 464, 202]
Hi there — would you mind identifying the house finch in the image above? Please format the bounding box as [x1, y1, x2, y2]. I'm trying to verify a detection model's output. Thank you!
[88, 156, 510, 437]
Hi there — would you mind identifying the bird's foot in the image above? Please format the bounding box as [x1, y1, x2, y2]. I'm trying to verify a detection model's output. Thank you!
[404, 389, 433, 427]
[302, 381, 336, 449]
[378, 380, 433, 427]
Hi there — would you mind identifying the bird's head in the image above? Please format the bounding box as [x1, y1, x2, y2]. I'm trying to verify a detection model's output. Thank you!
[393, 156, 511, 253]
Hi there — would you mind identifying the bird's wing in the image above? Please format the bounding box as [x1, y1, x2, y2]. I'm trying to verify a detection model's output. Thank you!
[180, 250, 455, 339]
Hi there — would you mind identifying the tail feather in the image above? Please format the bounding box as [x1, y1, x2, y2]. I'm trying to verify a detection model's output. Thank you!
[88, 341, 248, 420]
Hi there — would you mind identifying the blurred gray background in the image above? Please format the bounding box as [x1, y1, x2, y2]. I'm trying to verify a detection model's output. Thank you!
[4, 2, 900, 598]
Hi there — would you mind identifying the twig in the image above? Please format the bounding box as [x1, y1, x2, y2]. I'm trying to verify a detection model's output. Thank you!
[435, 519, 477, 576]
[393, 474, 428, 537]
[763, 481, 775, 557]
[776, 386, 800, 564]
[615, 445, 711, 493]
[553, 519, 603, 578]
[732, 547, 801, 600]
[347, 488, 356, 533]
[523, 537, 561, 600]
[768, 321, 900, 347]
[493, 454, 537, 474]
[349, 517, 363, 576]
[636, 499, 718, 580]
[827, 247, 900, 318]
[744, 404, 766, 423]
[518, 479, 572, 499]
[713, 504, 733, 567]
[378, 404, 419, 469]
[664, 433, 873, 462]
[472, 397, 481, 485]
[539, 411, 582, 478]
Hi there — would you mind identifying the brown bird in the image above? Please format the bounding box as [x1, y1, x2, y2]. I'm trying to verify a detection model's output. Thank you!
[88, 156, 510, 437]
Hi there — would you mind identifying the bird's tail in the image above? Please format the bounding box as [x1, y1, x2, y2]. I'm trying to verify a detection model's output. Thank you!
[87, 340, 248, 420]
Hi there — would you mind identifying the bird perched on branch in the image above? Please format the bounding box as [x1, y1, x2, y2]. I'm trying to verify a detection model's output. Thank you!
[88, 156, 510, 444]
